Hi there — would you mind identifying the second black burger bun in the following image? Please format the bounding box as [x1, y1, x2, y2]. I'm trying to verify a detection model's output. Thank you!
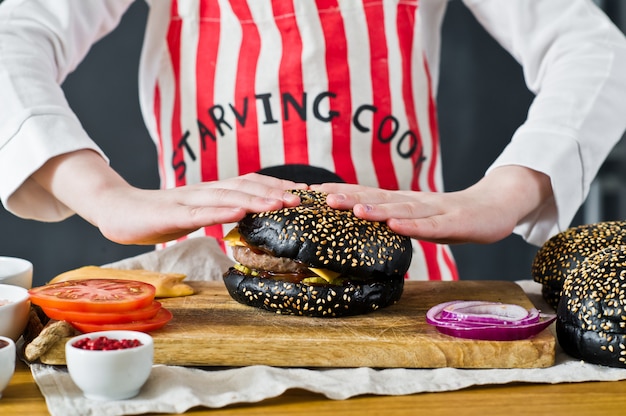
[532, 220, 626, 309]
[237, 189, 413, 278]
[556, 245, 626, 368]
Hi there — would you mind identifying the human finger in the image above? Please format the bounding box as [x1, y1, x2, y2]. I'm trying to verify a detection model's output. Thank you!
[313, 186, 400, 211]
[176, 176, 300, 209]
[310, 182, 366, 194]
[205, 174, 307, 206]
[239, 172, 309, 191]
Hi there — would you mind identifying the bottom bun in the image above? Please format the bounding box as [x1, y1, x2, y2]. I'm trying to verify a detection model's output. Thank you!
[222, 268, 404, 318]
[555, 245, 626, 368]
[556, 314, 626, 368]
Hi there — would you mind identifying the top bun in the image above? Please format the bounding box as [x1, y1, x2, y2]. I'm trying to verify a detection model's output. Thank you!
[237, 189, 413, 278]
[532, 221, 626, 309]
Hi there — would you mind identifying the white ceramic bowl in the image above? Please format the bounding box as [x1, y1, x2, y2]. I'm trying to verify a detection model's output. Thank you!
[0, 257, 33, 290]
[0, 284, 31, 341]
[65, 330, 154, 401]
[0, 336, 16, 399]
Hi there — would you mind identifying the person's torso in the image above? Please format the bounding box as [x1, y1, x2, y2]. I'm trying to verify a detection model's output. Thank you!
[139, 0, 457, 281]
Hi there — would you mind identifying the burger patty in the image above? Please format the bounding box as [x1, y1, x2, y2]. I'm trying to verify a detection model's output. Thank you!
[231, 245, 309, 274]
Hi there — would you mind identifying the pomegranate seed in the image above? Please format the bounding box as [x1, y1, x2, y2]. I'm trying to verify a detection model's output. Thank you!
[72, 336, 143, 350]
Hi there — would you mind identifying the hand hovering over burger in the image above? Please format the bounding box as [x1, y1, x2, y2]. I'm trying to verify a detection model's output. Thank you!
[312, 165, 553, 245]
[31, 150, 306, 245]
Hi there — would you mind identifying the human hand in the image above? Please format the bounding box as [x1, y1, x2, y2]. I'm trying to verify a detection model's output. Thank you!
[95, 173, 307, 245]
[32, 150, 307, 245]
[311, 166, 553, 245]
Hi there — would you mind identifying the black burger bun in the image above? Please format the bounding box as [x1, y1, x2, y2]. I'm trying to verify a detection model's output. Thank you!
[223, 189, 412, 317]
[223, 267, 405, 317]
[237, 189, 413, 279]
[257, 164, 346, 185]
[556, 245, 626, 368]
[532, 221, 626, 309]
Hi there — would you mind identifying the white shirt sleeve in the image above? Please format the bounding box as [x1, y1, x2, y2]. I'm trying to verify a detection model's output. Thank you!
[463, 0, 626, 245]
[0, 0, 134, 220]
[3, 0, 626, 250]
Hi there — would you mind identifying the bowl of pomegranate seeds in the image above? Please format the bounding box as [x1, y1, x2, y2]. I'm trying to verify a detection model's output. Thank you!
[65, 330, 153, 401]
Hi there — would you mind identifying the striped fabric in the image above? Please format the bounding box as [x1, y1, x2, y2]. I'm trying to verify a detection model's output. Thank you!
[152, 0, 457, 281]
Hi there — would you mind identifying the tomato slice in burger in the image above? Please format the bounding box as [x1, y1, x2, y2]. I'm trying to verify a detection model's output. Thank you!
[69, 308, 173, 333]
[41, 301, 163, 324]
[28, 279, 156, 313]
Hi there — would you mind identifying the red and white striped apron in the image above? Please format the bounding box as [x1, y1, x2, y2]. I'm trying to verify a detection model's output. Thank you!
[150, 0, 458, 281]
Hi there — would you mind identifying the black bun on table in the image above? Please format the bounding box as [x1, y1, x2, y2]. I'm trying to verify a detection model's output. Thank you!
[556, 245, 626, 368]
[532, 221, 626, 309]
[223, 189, 413, 317]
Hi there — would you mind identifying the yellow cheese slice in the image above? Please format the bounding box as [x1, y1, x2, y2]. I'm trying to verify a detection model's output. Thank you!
[307, 267, 341, 283]
[223, 227, 245, 246]
[48, 266, 194, 298]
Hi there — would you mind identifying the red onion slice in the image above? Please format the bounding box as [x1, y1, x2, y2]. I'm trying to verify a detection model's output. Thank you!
[440, 301, 540, 326]
[426, 300, 556, 341]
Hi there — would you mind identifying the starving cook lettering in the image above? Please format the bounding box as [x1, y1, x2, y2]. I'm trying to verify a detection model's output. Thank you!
[171, 89, 426, 180]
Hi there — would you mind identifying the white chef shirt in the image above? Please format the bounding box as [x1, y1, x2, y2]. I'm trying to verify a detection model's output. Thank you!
[1, 0, 626, 280]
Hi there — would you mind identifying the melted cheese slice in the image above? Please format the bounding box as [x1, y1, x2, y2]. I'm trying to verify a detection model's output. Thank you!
[223, 227, 245, 246]
[48, 266, 194, 298]
[308, 267, 341, 283]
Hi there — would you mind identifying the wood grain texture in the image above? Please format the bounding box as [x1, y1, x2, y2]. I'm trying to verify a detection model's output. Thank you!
[38, 280, 555, 368]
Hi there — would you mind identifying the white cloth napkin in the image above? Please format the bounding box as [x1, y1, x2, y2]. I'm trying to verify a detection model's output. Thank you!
[29, 238, 626, 416]
[102, 237, 235, 282]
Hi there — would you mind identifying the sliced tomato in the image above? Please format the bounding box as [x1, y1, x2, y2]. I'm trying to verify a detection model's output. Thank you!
[69, 308, 173, 333]
[28, 279, 156, 313]
[41, 301, 162, 324]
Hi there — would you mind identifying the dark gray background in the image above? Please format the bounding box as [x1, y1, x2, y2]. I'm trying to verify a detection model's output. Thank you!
[2, 1, 625, 287]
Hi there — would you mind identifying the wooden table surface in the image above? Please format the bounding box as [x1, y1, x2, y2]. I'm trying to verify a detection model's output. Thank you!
[2, 359, 626, 415]
[39, 281, 556, 369]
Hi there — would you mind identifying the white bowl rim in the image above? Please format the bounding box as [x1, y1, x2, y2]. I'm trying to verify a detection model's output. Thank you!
[0, 284, 30, 306]
[0, 256, 33, 274]
[0, 335, 16, 347]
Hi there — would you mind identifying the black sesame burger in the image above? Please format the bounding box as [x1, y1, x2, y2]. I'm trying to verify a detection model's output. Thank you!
[532, 221, 626, 309]
[222, 189, 412, 317]
[556, 245, 626, 368]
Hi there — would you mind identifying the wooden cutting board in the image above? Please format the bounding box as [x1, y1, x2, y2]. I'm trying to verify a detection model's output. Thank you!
[39, 280, 555, 368]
